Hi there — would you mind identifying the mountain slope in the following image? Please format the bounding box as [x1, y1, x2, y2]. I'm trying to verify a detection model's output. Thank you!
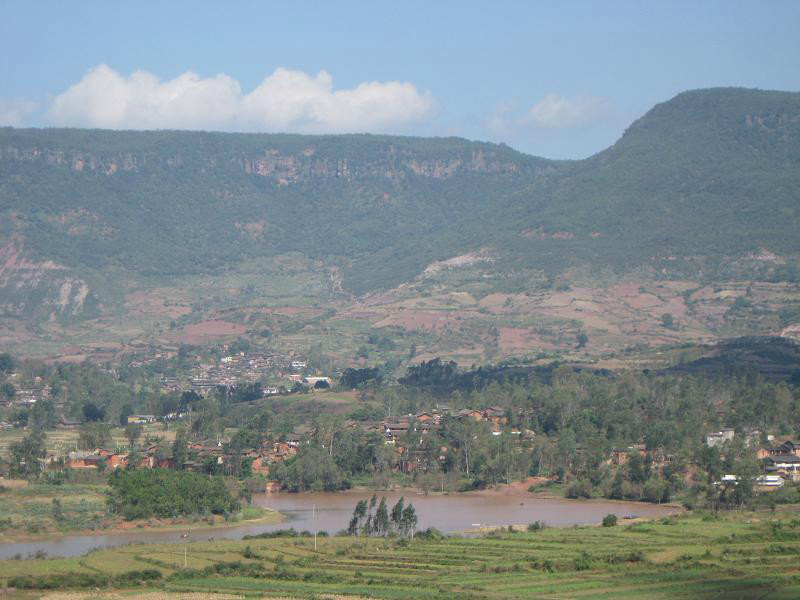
[1, 87, 799, 328]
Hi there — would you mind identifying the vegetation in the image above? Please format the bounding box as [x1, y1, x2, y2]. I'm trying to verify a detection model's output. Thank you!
[106, 468, 238, 520]
[1, 88, 799, 329]
[2, 509, 800, 597]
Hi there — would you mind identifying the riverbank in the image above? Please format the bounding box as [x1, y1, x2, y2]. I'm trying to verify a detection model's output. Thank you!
[0, 482, 284, 544]
[331, 476, 683, 512]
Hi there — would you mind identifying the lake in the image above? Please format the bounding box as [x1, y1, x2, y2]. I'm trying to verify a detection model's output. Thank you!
[0, 490, 676, 559]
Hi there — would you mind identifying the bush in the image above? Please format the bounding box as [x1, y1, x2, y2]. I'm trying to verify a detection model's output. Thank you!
[602, 513, 618, 527]
[527, 520, 546, 531]
[565, 479, 592, 499]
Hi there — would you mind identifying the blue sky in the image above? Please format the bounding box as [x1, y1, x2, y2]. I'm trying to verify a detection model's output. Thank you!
[1, 1, 798, 158]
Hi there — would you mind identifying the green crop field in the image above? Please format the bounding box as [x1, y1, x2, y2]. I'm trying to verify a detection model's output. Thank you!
[3, 508, 800, 598]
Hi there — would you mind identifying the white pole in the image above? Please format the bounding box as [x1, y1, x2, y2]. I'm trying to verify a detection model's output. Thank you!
[313, 503, 317, 550]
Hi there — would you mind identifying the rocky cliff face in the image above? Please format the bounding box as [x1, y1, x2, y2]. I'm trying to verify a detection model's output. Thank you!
[1, 141, 530, 185]
[0, 235, 95, 320]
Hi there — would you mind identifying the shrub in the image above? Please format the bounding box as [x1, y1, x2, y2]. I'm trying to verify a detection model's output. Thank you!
[566, 479, 593, 499]
[602, 513, 618, 527]
[527, 520, 546, 531]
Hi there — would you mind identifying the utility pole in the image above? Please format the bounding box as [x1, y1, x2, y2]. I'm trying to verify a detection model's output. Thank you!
[313, 503, 317, 551]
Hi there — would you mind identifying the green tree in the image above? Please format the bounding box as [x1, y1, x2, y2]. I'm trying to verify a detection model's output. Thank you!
[400, 503, 418, 538]
[390, 496, 405, 534]
[78, 422, 112, 450]
[374, 497, 390, 537]
[0, 353, 14, 373]
[124, 423, 143, 450]
[29, 398, 56, 430]
[172, 428, 189, 469]
[9, 430, 46, 478]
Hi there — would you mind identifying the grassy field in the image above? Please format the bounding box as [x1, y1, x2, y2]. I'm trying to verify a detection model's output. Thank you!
[2, 508, 800, 598]
[0, 483, 107, 538]
[0, 423, 174, 457]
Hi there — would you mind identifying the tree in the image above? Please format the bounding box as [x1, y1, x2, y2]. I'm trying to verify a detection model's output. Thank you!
[576, 332, 588, 349]
[660, 313, 674, 329]
[400, 504, 418, 538]
[29, 398, 56, 430]
[348, 499, 368, 535]
[82, 402, 106, 422]
[626, 451, 647, 484]
[78, 422, 112, 450]
[0, 383, 15, 401]
[390, 497, 405, 533]
[125, 423, 143, 449]
[0, 353, 14, 374]
[374, 497, 390, 536]
[172, 428, 189, 469]
[609, 471, 624, 500]
[9, 429, 46, 477]
[119, 404, 134, 426]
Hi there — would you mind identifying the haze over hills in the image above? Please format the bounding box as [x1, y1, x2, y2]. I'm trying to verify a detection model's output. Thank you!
[1, 87, 799, 363]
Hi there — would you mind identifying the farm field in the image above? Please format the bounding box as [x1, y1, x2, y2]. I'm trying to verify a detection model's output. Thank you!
[0, 423, 174, 457]
[2, 508, 800, 598]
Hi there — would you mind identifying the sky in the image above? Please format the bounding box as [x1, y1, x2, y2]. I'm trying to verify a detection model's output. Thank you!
[1, 1, 799, 159]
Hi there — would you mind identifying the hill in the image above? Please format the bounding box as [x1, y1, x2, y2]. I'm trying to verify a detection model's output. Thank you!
[1, 87, 799, 361]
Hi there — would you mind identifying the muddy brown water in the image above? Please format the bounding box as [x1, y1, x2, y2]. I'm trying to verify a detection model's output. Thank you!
[0, 491, 675, 559]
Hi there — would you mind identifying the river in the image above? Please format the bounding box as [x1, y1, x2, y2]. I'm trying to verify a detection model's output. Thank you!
[0, 491, 676, 559]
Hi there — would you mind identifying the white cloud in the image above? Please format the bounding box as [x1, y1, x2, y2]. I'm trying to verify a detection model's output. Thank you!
[0, 98, 37, 127]
[47, 64, 435, 133]
[522, 94, 606, 128]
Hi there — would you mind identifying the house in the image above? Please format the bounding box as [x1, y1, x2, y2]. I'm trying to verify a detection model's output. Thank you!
[705, 428, 735, 447]
[304, 376, 332, 387]
[756, 445, 777, 460]
[765, 455, 800, 481]
[482, 406, 508, 425]
[250, 456, 271, 476]
[384, 422, 411, 443]
[456, 409, 484, 421]
[66, 451, 102, 469]
[755, 475, 784, 490]
[775, 440, 800, 457]
[608, 444, 647, 467]
[127, 414, 157, 425]
[57, 416, 82, 429]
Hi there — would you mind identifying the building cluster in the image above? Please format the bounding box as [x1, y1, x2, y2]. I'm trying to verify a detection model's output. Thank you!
[62, 437, 301, 478]
[0, 373, 52, 408]
[167, 352, 320, 395]
[705, 426, 799, 489]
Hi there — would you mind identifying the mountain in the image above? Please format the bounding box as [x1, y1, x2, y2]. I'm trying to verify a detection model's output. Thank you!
[1, 87, 799, 360]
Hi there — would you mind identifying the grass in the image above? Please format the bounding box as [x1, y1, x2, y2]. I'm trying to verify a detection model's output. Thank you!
[3, 508, 800, 598]
[0, 423, 174, 456]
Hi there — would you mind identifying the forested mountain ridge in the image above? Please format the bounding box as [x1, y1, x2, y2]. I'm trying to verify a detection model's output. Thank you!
[1, 87, 799, 359]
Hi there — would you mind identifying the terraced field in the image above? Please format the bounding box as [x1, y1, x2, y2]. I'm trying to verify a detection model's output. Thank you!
[3, 509, 800, 598]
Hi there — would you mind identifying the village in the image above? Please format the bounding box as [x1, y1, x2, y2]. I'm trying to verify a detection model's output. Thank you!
[39, 401, 800, 499]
